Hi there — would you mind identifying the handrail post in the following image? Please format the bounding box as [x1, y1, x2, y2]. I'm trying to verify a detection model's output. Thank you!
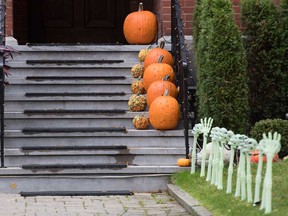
[171, 0, 192, 159]
[0, 0, 6, 168]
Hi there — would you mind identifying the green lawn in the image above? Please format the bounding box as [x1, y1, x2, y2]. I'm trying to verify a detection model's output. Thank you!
[171, 159, 288, 216]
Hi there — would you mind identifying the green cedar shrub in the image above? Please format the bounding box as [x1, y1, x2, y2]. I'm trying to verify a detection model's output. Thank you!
[279, 0, 288, 118]
[241, 0, 287, 124]
[192, 0, 203, 52]
[250, 119, 288, 158]
[196, 0, 249, 133]
[195, 0, 214, 122]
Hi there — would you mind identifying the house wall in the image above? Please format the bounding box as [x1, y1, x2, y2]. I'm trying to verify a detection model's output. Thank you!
[4, 0, 279, 42]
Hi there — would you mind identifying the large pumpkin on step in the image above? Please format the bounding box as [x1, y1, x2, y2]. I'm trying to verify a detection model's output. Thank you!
[144, 41, 174, 69]
[149, 89, 180, 130]
[123, 3, 157, 45]
[143, 55, 176, 91]
[146, 75, 178, 107]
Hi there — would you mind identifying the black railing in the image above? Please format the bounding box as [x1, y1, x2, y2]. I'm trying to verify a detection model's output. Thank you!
[171, 0, 195, 159]
[0, 0, 5, 167]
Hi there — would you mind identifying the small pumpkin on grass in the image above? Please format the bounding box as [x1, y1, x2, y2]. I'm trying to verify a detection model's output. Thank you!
[177, 158, 191, 167]
[149, 89, 180, 130]
[131, 63, 144, 78]
[132, 115, 150, 129]
[131, 78, 146, 94]
[250, 150, 280, 163]
[128, 92, 147, 111]
[123, 2, 157, 45]
[138, 44, 153, 62]
[146, 75, 178, 107]
[144, 41, 174, 69]
[143, 55, 176, 91]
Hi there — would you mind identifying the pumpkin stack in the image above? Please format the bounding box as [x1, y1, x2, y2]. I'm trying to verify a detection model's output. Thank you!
[127, 28, 180, 130]
[143, 42, 180, 130]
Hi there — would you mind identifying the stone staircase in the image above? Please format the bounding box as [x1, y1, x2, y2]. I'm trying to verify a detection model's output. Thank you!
[0, 45, 192, 194]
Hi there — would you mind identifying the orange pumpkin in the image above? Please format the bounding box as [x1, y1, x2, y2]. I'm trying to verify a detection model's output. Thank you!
[177, 158, 191, 167]
[149, 89, 180, 130]
[143, 55, 176, 91]
[250, 150, 280, 163]
[146, 75, 178, 107]
[144, 41, 174, 69]
[123, 3, 157, 45]
[131, 78, 146, 94]
[132, 115, 150, 129]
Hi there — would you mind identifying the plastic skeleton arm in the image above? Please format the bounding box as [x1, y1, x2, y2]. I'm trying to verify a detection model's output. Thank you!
[226, 134, 242, 194]
[254, 141, 265, 204]
[210, 127, 220, 185]
[190, 123, 203, 174]
[235, 135, 248, 198]
[206, 127, 220, 182]
[242, 138, 258, 203]
[260, 132, 281, 214]
[200, 117, 213, 177]
[216, 128, 234, 190]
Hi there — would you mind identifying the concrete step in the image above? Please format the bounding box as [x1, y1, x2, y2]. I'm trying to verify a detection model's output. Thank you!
[4, 129, 191, 148]
[9, 68, 132, 78]
[5, 117, 148, 130]
[7, 77, 134, 85]
[0, 166, 186, 193]
[11, 45, 149, 62]
[5, 83, 132, 94]
[4, 147, 185, 166]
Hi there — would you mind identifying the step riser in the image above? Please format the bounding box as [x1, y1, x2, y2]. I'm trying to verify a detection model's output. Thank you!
[10, 68, 131, 77]
[0, 175, 171, 193]
[6, 84, 131, 94]
[5, 154, 183, 166]
[12, 52, 139, 61]
[4, 137, 191, 148]
[5, 120, 183, 130]
[5, 101, 129, 110]
[5, 119, 140, 130]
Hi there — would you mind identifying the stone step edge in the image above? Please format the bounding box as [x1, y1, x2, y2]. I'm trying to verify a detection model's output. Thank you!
[5, 147, 186, 156]
[0, 166, 189, 176]
[4, 129, 190, 137]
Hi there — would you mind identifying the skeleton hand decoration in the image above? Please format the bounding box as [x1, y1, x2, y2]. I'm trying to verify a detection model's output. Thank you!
[190, 123, 203, 174]
[260, 132, 281, 214]
[199, 117, 213, 177]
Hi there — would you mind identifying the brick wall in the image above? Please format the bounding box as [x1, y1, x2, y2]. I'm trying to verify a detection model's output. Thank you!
[6, 0, 13, 36]
[5, 0, 282, 40]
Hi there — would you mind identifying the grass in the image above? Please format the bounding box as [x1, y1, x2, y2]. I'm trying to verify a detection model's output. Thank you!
[171, 159, 288, 216]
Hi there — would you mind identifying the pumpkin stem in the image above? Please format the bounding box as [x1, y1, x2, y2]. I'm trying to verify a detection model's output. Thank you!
[138, 2, 144, 11]
[146, 44, 152, 50]
[157, 55, 164, 63]
[159, 41, 165, 49]
[163, 75, 170, 81]
[163, 88, 169, 96]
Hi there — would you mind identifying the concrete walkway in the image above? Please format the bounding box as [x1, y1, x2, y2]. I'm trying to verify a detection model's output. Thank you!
[0, 192, 191, 216]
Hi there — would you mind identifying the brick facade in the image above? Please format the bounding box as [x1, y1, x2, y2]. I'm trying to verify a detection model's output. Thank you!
[4, 0, 276, 42]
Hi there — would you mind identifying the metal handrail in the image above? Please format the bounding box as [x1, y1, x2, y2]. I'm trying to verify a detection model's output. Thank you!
[0, 0, 5, 167]
[171, 0, 194, 159]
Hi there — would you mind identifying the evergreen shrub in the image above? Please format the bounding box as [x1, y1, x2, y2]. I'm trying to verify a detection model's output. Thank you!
[241, 0, 288, 124]
[195, 0, 249, 133]
[250, 119, 288, 158]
